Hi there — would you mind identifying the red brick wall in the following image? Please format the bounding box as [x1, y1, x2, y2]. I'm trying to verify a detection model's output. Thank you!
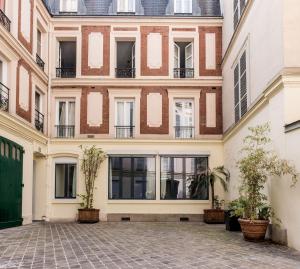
[140, 87, 169, 134]
[18, 0, 33, 53]
[199, 27, 222, 76]
[16, 60, 32, 123]
[140, 26, 169, 76]
[81, 26, 110, 76]
[200, 87, 223, 135]
[80, 87, 109, 134]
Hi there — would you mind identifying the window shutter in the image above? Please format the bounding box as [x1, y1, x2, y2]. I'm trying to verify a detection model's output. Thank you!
[240, 51, 247, 116]
[174, 43, 180, 68]
[185, 43, 193, 68]
[234, 64, 240, 122]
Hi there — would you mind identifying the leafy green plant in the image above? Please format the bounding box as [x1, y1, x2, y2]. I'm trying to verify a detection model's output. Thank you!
[188, 166, 230, 208]
[78, 145, 106, 209]
[237, 123, 298, 220]
[213, 195, 225, 210]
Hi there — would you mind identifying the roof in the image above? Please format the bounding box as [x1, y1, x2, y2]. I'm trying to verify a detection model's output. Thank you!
[43, 0, 222, 17]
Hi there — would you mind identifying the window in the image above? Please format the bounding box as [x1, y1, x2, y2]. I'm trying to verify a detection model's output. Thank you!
[233, 0, 246, 29]
[117, 0, 135, 13]
[55, 163, 76, 198]
[174, 0, 192, 14]
[37, 29, 42, 57]
[234, 50, 247, 122]
[35, 90, 44, 132]
[109, 156, 156, 199]
[174, 42, 194, 78]
[57, 41, 76, 78]
[174, 99, 194, 138]
[116, 41, 136, 78]
[60, 0, 78, 12]
[161, 156, 208, 200]
[56, 100, 75, 138]
[115, 99, 135, 138]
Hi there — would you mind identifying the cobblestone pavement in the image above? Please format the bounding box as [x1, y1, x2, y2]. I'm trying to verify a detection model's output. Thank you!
[0, 222, 300, 269]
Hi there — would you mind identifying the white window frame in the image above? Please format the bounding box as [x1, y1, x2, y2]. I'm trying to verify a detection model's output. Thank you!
[114, 99, 135, 138]
[35, 88, 43, 113]
[60, 0, 78, 12]
[174, 0, 193, 14]
[114, 99, 135, 127]
[117, 0, 135, 13]
[233, 49, 248, 122]
[174, 99, 194, 138]
[55, 99, 75, 126]
[233, 0, 247, 29]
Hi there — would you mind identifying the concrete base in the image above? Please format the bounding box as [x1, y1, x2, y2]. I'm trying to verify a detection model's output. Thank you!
[107, 214, 203, 222]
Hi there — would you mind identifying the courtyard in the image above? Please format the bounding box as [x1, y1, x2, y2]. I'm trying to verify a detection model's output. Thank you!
[0, 222, 300, 269]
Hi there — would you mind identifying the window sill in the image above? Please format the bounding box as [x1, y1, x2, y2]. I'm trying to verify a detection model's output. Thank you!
[51, 199, 81, 204]
[107, 200, 210, 204]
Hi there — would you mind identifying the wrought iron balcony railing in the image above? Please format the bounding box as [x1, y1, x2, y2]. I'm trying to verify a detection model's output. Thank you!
[55, 125, 75, 138]
[56, 67, 76, 78]
[36, 54, 45, 71]
[174, 126, 195, 139]
[0, 82, 9, 112]
[0, 9, 11, 32]
[115, 126, 135, 139]
[115, 68, 135, 78]
[173, 68, 194, 78]
[35, 109, 44, 133]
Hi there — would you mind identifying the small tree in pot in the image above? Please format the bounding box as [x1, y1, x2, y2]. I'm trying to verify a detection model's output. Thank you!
[202, 166, 230, 224]
[78, 145, 106, 223]
[237, 123, 298, 241]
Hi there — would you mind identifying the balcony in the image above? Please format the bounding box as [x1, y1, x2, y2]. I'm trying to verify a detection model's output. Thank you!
[36, 54, 45, 71]
[174, 126, 195, 139]
[115, 126, 135, 139]
[35, 109, 44, 133]
[0, 9, 10, 32]
[55, 125, 75, 138]
[0, 82, 9, 112]
[173, 68, 194, 78]
[115, 68, 135, 78]
[56, 67, 76, 78]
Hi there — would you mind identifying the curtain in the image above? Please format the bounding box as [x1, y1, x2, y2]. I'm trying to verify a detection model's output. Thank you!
[68, 102, 75, 125]
[146, 158, 156, 200]
[58, 102, 66, 125]
[70, 165, 76, 198]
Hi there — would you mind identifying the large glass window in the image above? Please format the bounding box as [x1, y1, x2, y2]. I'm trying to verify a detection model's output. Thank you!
[174, 99, 194, 139]
[161, 156, 208, 200]
[109, 156, 156, 200]
[55, 163, 76, 199]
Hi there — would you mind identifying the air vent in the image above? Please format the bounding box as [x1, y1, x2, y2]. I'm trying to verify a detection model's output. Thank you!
[180, 217, 189, 222]
[87, 135, 95, 138]
[121, 217, 130, 222]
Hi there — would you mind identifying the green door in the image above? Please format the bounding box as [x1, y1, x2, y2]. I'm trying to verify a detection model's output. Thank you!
[0, 136, 24, 229]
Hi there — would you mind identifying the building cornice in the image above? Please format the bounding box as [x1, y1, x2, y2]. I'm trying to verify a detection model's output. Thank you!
[222, 0, 254, 67]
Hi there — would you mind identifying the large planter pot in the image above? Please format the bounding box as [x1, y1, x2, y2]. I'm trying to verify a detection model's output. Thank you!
[225, 210, 241, 231]
[78, 209, 100, 223]
[203, 209, 225, 224]
[238, 219, 269, 241]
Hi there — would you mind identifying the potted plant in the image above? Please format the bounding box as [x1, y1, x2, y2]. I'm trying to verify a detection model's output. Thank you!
[237, 123, 298, 241]
[202, 166, 230, 224]
[224, 197, 246, 231]
[78, 145, 106, 223]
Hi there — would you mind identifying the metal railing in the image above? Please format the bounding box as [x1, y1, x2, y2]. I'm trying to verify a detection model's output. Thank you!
[173, 68, 194, 78]
[115, 126, 135, 139]
[55, 125, 75, 138]
[35, 109, 44, 133]
[56, 67, 76, 78]
[115, 68, 135, 78]
[0, 82, 9, 112]
[0, 9, 11, 32]
[36, 54, 45, 71]
[174, 126, 195, 139]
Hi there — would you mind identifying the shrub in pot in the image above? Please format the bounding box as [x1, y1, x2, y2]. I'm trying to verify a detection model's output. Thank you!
[236, 123, 298, 241]
[224, 197, 246, 231]
[78, 145, 106, 223]
[201, 166, 230, 224]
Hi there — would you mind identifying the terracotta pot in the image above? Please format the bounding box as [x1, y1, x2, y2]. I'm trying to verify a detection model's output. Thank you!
[203, 209, 225, 224]
[238, 219, 269, 241]
[78, 209, 100, 223]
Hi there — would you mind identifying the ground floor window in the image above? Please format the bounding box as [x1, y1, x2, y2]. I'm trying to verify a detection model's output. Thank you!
[109, 156, 156, 200]
[55, 163, 76, 199]
[160, 156, 208, 200]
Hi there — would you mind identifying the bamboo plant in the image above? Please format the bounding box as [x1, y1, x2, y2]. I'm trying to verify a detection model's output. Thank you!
[79, 145, 106, 209]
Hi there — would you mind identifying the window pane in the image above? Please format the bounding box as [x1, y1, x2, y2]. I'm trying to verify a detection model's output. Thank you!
[55, 164, 76, 198]
[55, 164, 65, 198]
[109, 157, 155, 200]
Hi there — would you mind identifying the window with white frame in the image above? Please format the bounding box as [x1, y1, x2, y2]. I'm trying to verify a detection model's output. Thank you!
[115, 99, 135, 138]
[234, 50, 247, 122]
[174, 99, 194, 139]
[60, 0, 78, 12]
[55, 162, 77, 199]
[174, 0, 192, 14]
[117, 0, 135, 13]
[55, 100, 75, 138]
[37, 29, 42, 57]
[233, 0, 246, 29]
[174, 41, 194, 78]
